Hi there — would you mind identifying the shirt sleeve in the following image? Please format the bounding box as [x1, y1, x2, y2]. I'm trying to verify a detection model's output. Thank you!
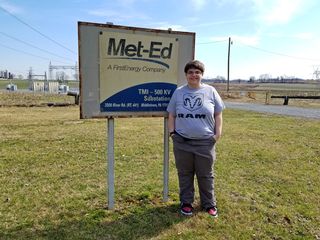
[166, 89, 177, 115]
[213, 88, 225, 113]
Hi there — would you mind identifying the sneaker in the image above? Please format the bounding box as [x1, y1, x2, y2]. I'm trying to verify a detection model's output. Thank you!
[180, 203, 193, 216]
[207, 206, 218, 218]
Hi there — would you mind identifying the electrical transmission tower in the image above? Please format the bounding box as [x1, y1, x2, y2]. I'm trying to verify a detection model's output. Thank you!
[313, 65, 320, 79]
[49, 62, 79, 81]
[28, 67, 47, 80]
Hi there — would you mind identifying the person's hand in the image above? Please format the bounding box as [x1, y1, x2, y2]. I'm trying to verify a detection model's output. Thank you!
[169, 131, 176, 137]
[214, 134, 221, 142]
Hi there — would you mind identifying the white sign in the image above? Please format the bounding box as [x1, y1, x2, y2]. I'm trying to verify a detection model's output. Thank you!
[78, 22, 195, 118]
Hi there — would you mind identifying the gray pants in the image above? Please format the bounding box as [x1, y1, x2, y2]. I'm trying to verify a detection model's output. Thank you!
[172, 134, 216, 210]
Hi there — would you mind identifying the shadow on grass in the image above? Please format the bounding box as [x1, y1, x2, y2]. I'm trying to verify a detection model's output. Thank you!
[1, 204, 187, 240]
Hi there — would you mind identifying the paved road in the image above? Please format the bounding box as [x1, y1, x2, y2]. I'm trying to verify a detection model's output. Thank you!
[225, 102, 320, 119]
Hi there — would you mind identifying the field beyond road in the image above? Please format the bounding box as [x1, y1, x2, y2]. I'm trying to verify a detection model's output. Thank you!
[1, 106, 320, 239]
[225, 102, 320, 119]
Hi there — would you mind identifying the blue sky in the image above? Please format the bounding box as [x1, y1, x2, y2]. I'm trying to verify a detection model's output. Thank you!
[0, 0, 319, 80]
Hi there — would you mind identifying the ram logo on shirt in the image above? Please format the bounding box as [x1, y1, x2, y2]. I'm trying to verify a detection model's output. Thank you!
[183, 93, 204, 112]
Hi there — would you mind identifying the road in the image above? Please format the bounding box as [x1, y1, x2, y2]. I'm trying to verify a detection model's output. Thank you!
[225, 102, 320, 119]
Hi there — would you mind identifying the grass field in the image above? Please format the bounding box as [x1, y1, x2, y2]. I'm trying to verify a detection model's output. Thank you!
[0, 91, 76, 106]
[1, 104, 319, 239]
[0, 79, 79, 90]
[1, 80, 319, 107]
[210, 83, 320, 108]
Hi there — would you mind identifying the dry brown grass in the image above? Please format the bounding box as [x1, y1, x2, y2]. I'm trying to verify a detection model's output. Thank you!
[211, 83, 320, 108]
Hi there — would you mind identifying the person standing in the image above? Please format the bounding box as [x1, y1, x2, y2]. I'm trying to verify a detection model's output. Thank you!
[166, 60, 225, 217]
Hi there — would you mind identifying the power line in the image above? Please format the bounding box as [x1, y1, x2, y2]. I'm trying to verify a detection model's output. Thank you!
[0, 42, 72, 65]
[197, 39, 228, 45]
[0, 5, 76, 55]
[0, 32, 75, 62]
[238, 41, 320, 62]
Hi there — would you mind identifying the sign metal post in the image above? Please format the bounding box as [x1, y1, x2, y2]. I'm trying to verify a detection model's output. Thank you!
[107, 117, 115, 209]
[163, 117, 169, 202]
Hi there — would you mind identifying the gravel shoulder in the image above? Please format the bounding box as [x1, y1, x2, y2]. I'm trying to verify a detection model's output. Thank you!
[225, 101, 320, 119]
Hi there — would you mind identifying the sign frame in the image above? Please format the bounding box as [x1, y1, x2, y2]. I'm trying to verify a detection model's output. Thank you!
[78, 21, 195, 119]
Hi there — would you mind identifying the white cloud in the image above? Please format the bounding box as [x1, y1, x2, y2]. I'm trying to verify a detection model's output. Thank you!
[0, 1, 23, 14]
[150, 22, 187, 31]
[243, 56, 314, 79]
[190, 0, 207, 11]
[232, 35, 260, 46]
[88, 9, 119, 17]
[206, 0, 314, 26]
[188, 18, 252, 28]
[208, 36, 228, 42]
[229, 41, 320, 79]
[252, 0, 314, 25]
[88, 9, 149, 21]
[261, 31, 314, 41]
[209, 35, 259, 46]
[117, 0, 136, 5]
[292, 32, 314, 40]
[115, 0, 155, 7]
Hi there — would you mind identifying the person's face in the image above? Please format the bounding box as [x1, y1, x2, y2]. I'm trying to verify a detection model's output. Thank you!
[186, 68, 203, 88]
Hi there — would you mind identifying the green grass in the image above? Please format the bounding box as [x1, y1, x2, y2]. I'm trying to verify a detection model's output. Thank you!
[0, 91, 75, 106]
[1, 105, 320, 239]
[0, 79, 79, 90]
[0, 79, 30, 89]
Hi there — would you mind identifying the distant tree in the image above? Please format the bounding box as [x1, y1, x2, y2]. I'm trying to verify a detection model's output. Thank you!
[249, 76, 255, 83]
[216, 75, 226, 81]
[213, 75, 226, 83]
[259, 74, 272, 82]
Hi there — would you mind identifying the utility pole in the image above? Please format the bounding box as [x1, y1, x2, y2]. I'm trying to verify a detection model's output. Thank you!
[227, 37, 232, 92]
